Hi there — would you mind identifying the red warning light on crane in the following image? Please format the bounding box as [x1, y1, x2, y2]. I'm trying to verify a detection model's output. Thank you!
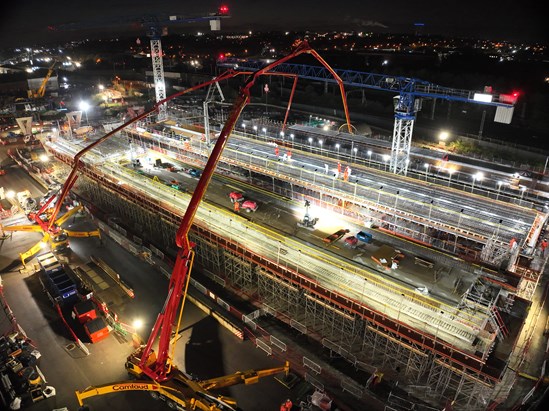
[500, 91, 520, 104]
[219, 5, 229, 15]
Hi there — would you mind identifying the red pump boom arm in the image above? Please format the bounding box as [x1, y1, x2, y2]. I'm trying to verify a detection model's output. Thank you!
[42, 40, 352, 383]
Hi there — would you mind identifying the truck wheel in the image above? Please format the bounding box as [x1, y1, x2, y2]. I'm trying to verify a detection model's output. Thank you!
[167, 400, 177, 409]
[150, 391, 159, 400]
[246, 208, 252, 213]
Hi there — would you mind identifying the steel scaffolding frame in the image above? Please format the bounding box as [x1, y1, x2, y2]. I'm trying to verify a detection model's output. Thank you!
[192, 234, 223, 274]
[59, 158, 514, 411]
[363, 326, 429, 384]
[304, 294, 360, 350]
[256, 268, 301, 318]
[426, 357, 495, 410]
[223, 251, 254, 292]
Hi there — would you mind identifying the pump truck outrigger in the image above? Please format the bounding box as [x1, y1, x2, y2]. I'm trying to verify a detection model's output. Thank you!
[70, 40, 353, 410]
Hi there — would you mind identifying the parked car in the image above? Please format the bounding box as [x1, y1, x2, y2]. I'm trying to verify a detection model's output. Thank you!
[344, 236, 359, 248]
[241, 200, 258, 213]
[187, 168, 201, 178]
[229, 191, 244, 202]
[166, 180, 184, 191]
[356, 231, 373, 244]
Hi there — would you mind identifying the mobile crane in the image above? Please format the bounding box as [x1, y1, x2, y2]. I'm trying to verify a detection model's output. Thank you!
[31, 40, 352, 409]
[27, 61, 56, 99]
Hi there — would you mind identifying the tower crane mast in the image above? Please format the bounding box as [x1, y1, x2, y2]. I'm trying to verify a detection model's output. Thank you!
[49, 5, 230, 120]
[144, 5, 230, 120]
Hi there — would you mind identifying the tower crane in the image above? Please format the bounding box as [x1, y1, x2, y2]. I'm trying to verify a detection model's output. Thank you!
[49, 5, 230, 120]
[34, 40, 350, 409]
[218, 59, 518, 175]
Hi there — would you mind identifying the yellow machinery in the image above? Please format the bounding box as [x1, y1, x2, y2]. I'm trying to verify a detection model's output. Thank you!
[1, 205, 101, 264]
[27, 62, 56, 99]
[75, 362, 290, 409]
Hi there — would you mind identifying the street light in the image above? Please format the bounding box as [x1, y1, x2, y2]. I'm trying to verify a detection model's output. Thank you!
[393, 190, 400, 232]
[335, 143, 340, 158]
[79, 101, 90, 126]
[424, 163, 430, 181]
[376, 185, 384, 208]
[496, 181, 503, 200]
[353, 147, 358, 162]
[424, 199, 434, 235]
[308, 137, 313, 152]
[280, 131, 285, 140]
[472, 171, 483, 192]
[133, 319, 143, 330]
[439, 130, 449, 146]
[448, 169, 455, 187]
[261, 127, 267, 139]
[253, 125, 258, 135]
[454, 208, 464, 252]
[520, 186, 527, 202]
[319, 139, 323, 155]
[382, 154, 390, 171]
[367, 150, 372, 166]
[242, 123, 246, 133]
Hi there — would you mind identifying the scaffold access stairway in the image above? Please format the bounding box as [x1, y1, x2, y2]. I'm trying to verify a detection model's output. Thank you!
[489, 306, 509, 341]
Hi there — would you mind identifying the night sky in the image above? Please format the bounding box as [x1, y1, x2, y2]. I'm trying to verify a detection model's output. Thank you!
[0, 0, 546, 48]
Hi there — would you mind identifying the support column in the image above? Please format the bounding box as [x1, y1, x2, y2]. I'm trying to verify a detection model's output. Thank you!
[150, 39, 167, 120]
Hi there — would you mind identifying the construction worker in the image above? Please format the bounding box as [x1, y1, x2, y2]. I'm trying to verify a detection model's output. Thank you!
[286, 150, 292, 160]
[337, 162, 341, 176]
[275, 146, 280, 157]
[541, 239, 548, 255]
[234, 201, 240, 212]
[279, 398, 293, 411]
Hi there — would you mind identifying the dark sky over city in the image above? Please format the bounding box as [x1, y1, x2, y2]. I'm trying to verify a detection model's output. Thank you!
[0, 0, 546, 48]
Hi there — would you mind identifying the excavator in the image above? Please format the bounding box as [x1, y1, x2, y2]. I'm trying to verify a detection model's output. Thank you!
[28, 40, 353, 409]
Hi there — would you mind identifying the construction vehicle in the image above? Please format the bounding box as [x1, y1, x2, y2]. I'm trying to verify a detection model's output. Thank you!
[323, 229, 350, 244]
[1, 205, 100, 264]
[241, 199, 258, 213]
[25, 40, 352, 409]
[297, 200, 318, 229]
[27, 62, 56, 99]
[229, 192, 257, 212]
